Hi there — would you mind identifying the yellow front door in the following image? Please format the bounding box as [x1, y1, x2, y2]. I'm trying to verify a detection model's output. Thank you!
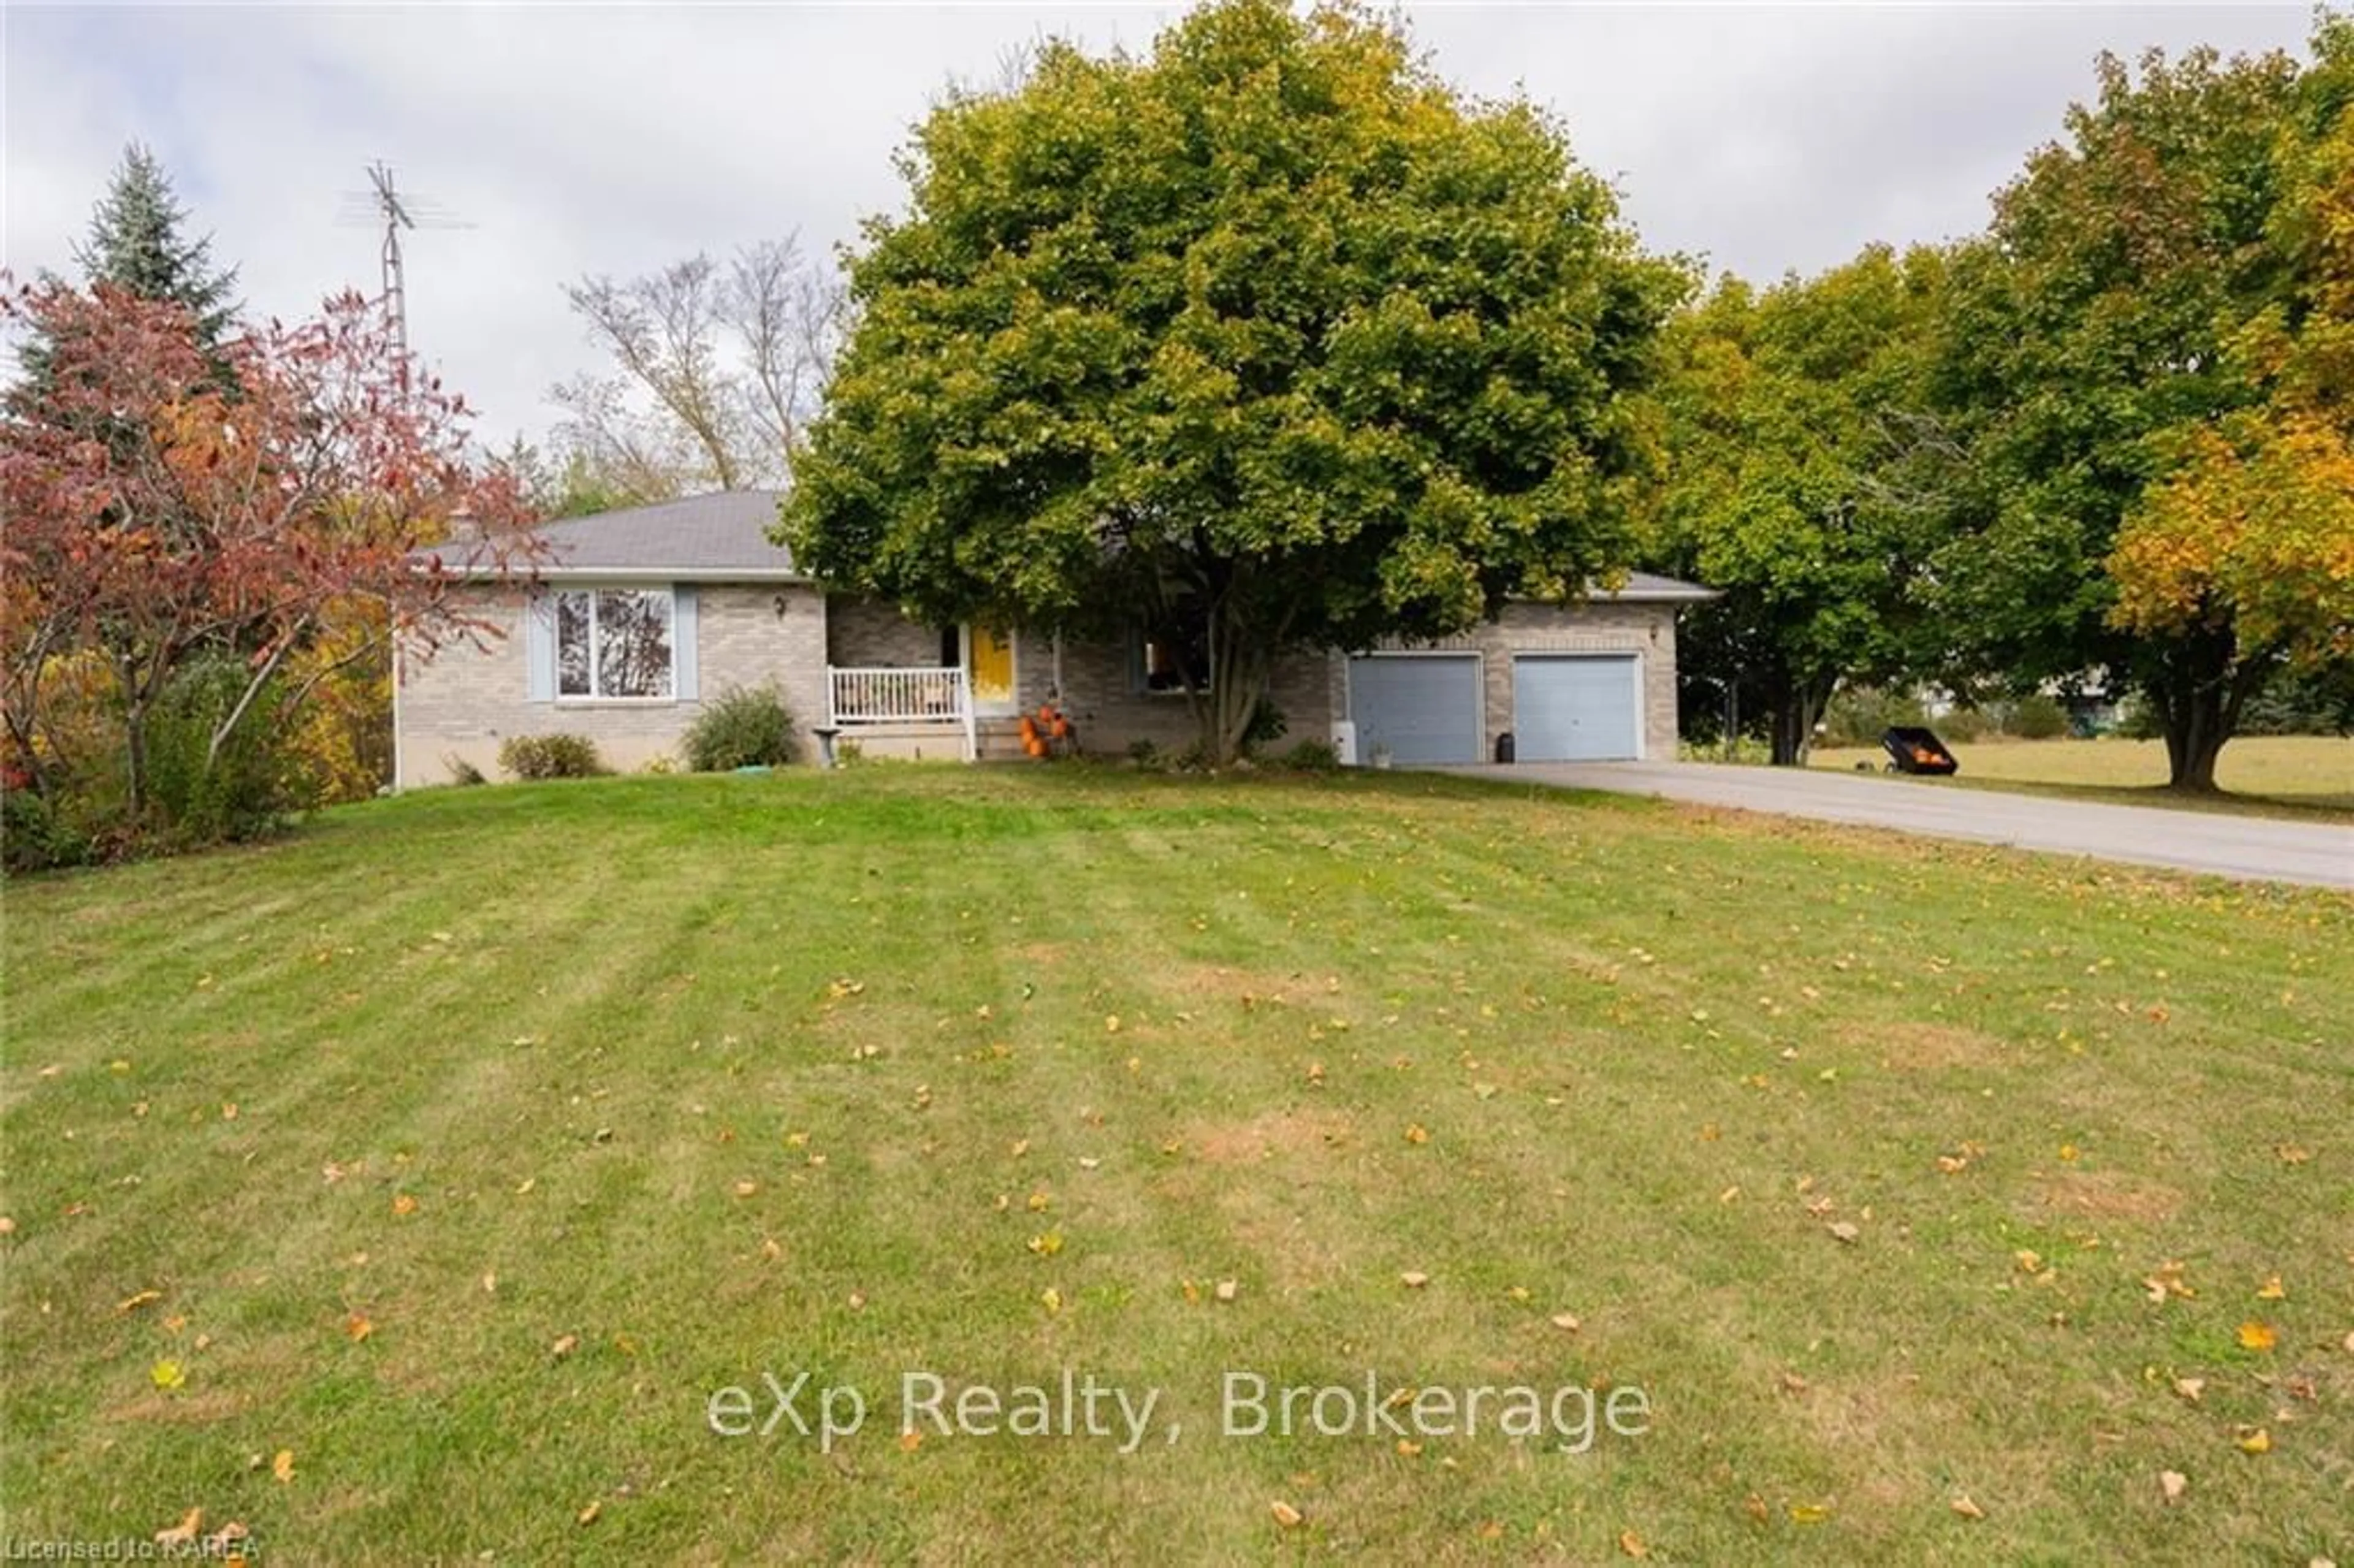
[967, 626, 1016, 712]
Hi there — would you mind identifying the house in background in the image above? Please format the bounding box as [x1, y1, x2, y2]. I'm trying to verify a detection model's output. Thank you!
[396, 491, 1712, 786]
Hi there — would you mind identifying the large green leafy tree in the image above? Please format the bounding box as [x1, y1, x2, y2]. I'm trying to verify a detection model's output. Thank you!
[1651, 247, 1945, 764]
[781, 0, 1682, 761]
[1925, 28, 2345, 790]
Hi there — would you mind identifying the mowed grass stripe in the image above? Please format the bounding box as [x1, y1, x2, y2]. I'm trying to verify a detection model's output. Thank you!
[3, 767, 2346, 1563]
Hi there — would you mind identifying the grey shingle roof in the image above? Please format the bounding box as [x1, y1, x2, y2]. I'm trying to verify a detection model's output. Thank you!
[421, 489, 1710, 601]
[1593, 571, 1715, 603]
[423, 490, 801, 579]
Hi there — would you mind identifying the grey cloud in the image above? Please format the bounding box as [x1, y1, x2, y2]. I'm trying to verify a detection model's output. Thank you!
[2, 2, 2316, 447]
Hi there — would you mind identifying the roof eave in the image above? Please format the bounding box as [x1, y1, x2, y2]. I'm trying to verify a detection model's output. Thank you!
[425, 565, 812, 584]
[1596, 587, 1718, 604]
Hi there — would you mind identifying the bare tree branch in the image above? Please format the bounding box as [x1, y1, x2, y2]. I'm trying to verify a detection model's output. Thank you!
[722, 236, 844, 470]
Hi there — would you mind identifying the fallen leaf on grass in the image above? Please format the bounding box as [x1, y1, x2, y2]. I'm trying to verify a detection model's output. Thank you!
[0, 1217, 14, 1236]
[2255, 1275, 2286, 1301]
[2238, 1321, 2277, 1353]
[1213, 1280, 1238, 1303]
[1040, 1287, 1063, 1315]
[154, 1509, 202, 1547]
[150, 1360, 185, 1390]
[577, 1499, 601, 1526]
[2172, 1377, 2204, 1404]
[271, 1450, 294, 1483]
[2160, 1470, 2188, 1503]
[2274, 1143, 2310, 1165]
[391, 1195, 418, 1217]
[2236, 1428, 2271, 1455]
[1618, 1528, 1648, 1557]
[1400, 1271, 1430, 1289]
[1270, 1500, 1303, 1529]
[1826, 1222, 1861, 1245]
[343, 1314, 373, 1343]
[1789, 1503, 1830, 1524]
[118, 1289, 162, 1314]
[733, 1181, 758, 1198]
[551, 1334, 579, 1359]
[1027, 1231, 1063, 1257]
[1950, 1494, 1986, 1520]
[1550, 1312, 1581, 1333]
[1403, 1123, 1430, 1146]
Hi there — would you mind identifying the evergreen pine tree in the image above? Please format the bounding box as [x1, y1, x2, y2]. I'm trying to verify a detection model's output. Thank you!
[14, 143, 242, 402]
[71, 142, 241, 343]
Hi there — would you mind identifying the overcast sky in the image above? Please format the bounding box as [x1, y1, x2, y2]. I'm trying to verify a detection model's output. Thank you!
[1, 2, 2319, 451]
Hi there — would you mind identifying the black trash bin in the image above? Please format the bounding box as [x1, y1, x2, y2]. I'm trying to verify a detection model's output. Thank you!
[1881, 726, 1959, 775]
[1495, 731, 1516, 764]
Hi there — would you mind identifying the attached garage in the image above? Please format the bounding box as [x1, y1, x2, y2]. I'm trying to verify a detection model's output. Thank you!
[1511, 654, 1642, 761]
[1347, 654, 1482, 764]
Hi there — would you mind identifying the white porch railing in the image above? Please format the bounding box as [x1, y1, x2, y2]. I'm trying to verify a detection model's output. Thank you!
[826, 666, 977, 761]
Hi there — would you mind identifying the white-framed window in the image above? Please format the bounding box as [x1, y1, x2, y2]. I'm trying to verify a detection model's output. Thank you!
[556, 587, 674, 700]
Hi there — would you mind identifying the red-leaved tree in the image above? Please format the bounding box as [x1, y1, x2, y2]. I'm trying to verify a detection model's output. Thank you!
[1, 280, 543, 829]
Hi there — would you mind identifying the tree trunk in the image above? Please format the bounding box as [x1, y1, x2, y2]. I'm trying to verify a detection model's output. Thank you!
[123, 698, 149, 823]
[1766, 677, 1835, 767]
[1200, 630, 1270, 766]
[2150, 629, 2261, 793]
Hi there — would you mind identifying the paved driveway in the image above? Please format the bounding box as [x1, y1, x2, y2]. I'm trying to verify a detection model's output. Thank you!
[1446, 761, 2352, 889]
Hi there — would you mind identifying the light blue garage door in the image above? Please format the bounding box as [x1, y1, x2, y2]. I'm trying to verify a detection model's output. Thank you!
[1348, 655, 1482, 764]
[1512, 655, 1640, 761]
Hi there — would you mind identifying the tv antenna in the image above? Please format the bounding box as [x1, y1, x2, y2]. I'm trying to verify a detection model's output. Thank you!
[337, 162, 473, 366]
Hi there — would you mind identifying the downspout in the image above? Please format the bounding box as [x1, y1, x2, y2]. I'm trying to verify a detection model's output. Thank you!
[389, 624, 405, 794]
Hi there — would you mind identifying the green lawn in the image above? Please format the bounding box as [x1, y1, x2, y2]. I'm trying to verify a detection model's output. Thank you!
[1808, 734, 2354, 821]
[4, 768, 2348, 1564]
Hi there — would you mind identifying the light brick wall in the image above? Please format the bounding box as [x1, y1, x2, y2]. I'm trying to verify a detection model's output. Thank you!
[828, 595, 948, 668]
[1006, 632, 1336, 758]
[395, 582, 828, 786]
[398, 584, 1678, 783]
[1349, 601, 1681, 760]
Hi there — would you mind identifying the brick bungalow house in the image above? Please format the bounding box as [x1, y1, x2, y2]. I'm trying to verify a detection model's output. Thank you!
[395, 490, 1711, 786]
